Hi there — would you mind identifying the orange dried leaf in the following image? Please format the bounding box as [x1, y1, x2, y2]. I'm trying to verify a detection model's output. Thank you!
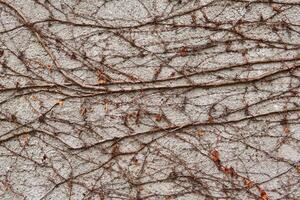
[195, 129, 205, 137]
[80, 107, 87, 116]
[97, 69, 109, 84]
[272, 5, 281, 12]
[261, 191, 268, 200]
[97, 79, 107, 84]
[56, 99, 64, 106]
[283, 126, 289, 134]
[296, 167, 300, 173]
[244, 179, 254, 189]
[31, 95, 38, 101]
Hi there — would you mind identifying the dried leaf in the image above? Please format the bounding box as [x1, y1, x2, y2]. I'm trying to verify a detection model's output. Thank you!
[31, 95, 38, 101]
[261, 191, 268, 200]
[170, 72, 176, 77]
[80, 107, 87, 116]
[210, 149, 220, 163]
[208, 116, 214, 123]
[128, 75, 139, 82]
[164, 196, 172, 200]
[70, 53, 77, 60]
[155, 114, 162, 122]
[47, 64, 52, 70]
[98, 79, 107, 84]
[97, 69, 109, 84]
[99, 191, 105, 200]
[272, 5, 281, 12]
[131, 157, 139, 166]
[112, 144, 120, 156]
[296, 167, 300, 173]
[283, 126, 289, 134]
[56, 99, 64, 106]
[38, 115, 45, 123]
[178, 47, 188, 56]
[67, 180, 72, 189]
[244, 179, 254, 189]
[22, 133, 30, 146]
[2, 180, 11, 191]
[103, 99, 109, 112]
[135, 108, 142, 125]
[223, 166, 236, 177]
[10, 114, 17, 122]
[195, 129, 205, 137]
[191, 14, 197, 24]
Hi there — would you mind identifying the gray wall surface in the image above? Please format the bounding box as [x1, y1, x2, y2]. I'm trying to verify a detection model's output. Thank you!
[0, 0, 300, 199]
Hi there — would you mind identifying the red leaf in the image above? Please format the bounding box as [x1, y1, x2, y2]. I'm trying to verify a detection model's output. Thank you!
[210, 149, 220, 163]
[155, 114, 162, 122]
[178, 47, 188, 56]
[223, 166, 236, 177]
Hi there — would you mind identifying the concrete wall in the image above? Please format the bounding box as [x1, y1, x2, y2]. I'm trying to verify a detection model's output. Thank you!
[0, 0, 300, 199]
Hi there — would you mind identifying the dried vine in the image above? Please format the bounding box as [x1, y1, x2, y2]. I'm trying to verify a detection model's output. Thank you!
[0, 0, 300, 199]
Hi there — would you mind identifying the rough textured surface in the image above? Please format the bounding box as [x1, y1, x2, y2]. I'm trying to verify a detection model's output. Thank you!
[0, 0, 300, 199]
